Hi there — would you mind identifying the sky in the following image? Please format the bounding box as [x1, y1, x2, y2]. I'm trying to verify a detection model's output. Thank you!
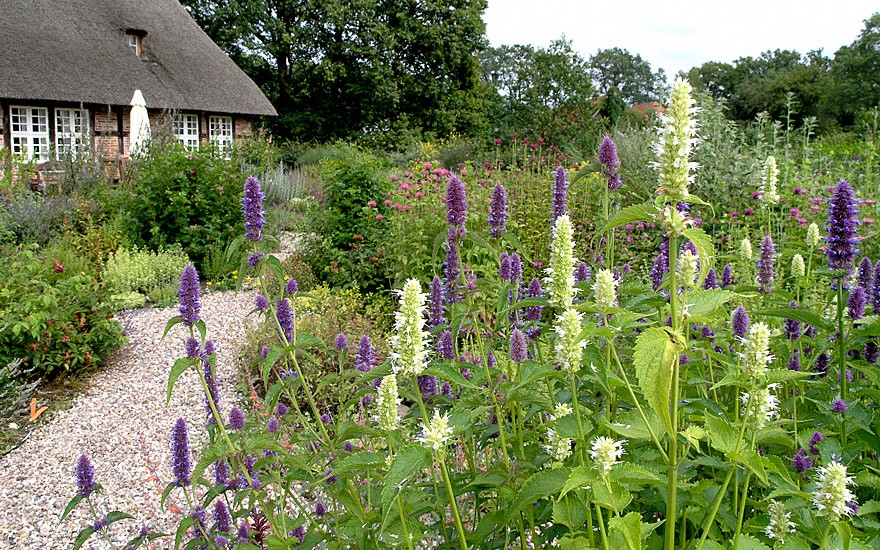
[484, 1, 878, 78]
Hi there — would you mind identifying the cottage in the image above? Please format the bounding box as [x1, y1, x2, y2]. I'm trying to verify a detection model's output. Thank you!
[0, 0, 276, 172]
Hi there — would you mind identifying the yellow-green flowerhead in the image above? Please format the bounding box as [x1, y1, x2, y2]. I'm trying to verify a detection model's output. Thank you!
[554, 308, 585, 374]
[544, 214, 578, 310]
[740, 237, 753, 262]
[589, 436, 626, 476]
[390, 279, 429, 376]
[791, 254, 805, 278]
[741, 321, 773, 378]
[678, 249, 699, 288]
[765, 500, 796, 543]
[654, 77, 699, 202]
[760, 156, 780, 206]
[807, 222, 821, 248]
[740, 384, 779, 428]
[420, 409, 453, 454]
[376, 373, 400, 431]
[553, 403, 573, 420]
[545, 428, 573, 462]
[593, 268, 618, 311]
[813, 461, 856, 521]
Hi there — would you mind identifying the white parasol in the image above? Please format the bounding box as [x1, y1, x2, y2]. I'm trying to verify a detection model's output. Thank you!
[129, 90, 151, 156]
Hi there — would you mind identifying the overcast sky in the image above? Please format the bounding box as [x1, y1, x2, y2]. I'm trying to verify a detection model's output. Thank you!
[484, 1, 878, 78]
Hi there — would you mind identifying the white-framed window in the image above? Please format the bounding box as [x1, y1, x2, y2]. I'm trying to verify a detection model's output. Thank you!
[55, 108, 90, 159]
[10, 106, 50, 161]
[209, 116, 233, 155]
[173, 114, 199, 150]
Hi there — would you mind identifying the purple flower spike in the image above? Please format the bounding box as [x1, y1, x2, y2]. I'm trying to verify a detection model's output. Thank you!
[354, 336, 374, 372]
[575, 262, 591, 284]
[703, 268, 718, 290]
[214, 499, 233, 533]
[418, 375, 439, 400]
[488, 183, 507, 238]
[228, 406, 245, 430]
[178, 264, 201, 327]
[75, 453, 96, 497]
[792, 448, 813, 472]
[785, 301, 801, 340]
[268, 417, 279, 432]
[213, 459, 229, 486]
[429, 276, 446, 327]
[757, 235, 775, 293]
[510, 329, 528, 363]
[732, 306, 750, 339]
[242, 176, 265, 242]
[815, 352, 830, 377]
[721, 264, 733, 288]
[446, 175, 467, 229]
[788, 350, 801, 371]
[857, 257, 874, 293]
[598, 135, 622, 190]
[438, 330, 455, 360]
[237, 521, 250, 543]
[445, 227, 462, 302]
[866, 341, 879, 365]
[185, 337, 201, 359]
[248, 252, 265, 268]
[170, 417, 192, 487]
[255, 294, 269, 312]
[275, 402, 288, 416]
[873, 261, 880, 312]
[334, 333, 349, 351]
[499, 252, 512, 281]
[848, 286, 867, 320]
[832, 398, 848, 414]
[315, 502, 327, 517]
[510, 253, 523, 282]
[285, 278, 299, 294]
[826, 180, 860, 283]
[551, 166, 568, 222]
[276, 299, 293, 343]
[809, 431, 824, 454]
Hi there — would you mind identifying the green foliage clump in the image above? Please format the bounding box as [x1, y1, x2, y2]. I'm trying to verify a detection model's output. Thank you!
[304, 146, 391, 290]
[120, 140, 243, 272]
[0, 246, 124, 379]
[101, 246, 189, 308]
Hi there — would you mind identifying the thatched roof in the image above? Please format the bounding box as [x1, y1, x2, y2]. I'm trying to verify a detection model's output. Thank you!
[0, 0, 276, 116]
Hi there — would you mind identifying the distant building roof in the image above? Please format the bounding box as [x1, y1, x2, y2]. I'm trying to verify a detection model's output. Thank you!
[0, 0, 276, 116]
[633, 101, 665, 121]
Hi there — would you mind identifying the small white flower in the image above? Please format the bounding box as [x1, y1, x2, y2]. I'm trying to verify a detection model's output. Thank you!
[554, 308, 586, 374]
[419, 409, 453, 454]
[592, 268, 618, 311]
[740, 384, 779, 428]
[544, 429, 573, 462]
[390, 279, 430, 376]
[806, 222, 821, 247]
[791, 254, 805, 278]
[376, 373, 400, 432]
[760, 156, 780, 206]
[589, 436, 626, 476]
[553, 403, 573, 420]
[813, 460, 856, 521]
[740, 237, 753, 262]
[765, 500, 796, 543]
[740, 322, 773, 378]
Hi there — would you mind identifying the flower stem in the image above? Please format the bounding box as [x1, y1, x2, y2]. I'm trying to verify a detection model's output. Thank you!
[439, 455, 469, 550]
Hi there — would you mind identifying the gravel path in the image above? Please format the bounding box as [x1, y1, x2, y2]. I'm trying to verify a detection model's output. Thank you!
[0, 289, 258, 549]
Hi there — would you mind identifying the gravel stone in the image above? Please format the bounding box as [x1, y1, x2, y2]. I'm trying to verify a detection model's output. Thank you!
[0, 289, 257, 549]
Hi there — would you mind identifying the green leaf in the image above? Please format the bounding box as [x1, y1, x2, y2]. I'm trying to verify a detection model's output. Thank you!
[505, 467, 571, 522]
[598, 203, 659, 236]
[553, 494, 588, 529]
[705, 414, 741, 455]
[593, 479, 632, 512]
[72, 526, 97, 550]
[560, 465, 595, 499]
[736, 533, 771, 550]
[380, 445, 431, 533]
[161, 315, 183, 339]
[106, 510, 134, 524]
[753, 308, 833, 332]
[682, 227, 715, 284]
[608, 512, 645, 550]
[333, 451, 388, 476]
[681, 289, 736, 322]
[833, 520, 852, 550]
[166, 357, 197, 404]
[556, 535, 593, 550]
[60, 495, 84, 523]
[633, 327, 677, 437]
[425, 362, 479, 388]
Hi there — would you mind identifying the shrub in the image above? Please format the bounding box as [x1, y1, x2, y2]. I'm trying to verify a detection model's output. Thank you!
[102, 246, 190, 296]
[120, 139, 244, 271]
[0, 245, 124, 379]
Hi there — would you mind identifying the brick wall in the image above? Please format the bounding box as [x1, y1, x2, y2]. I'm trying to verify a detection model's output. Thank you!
[234, 116, 253, 137]
[0, 100, 5, 151]
[93, 107, 119, 161]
